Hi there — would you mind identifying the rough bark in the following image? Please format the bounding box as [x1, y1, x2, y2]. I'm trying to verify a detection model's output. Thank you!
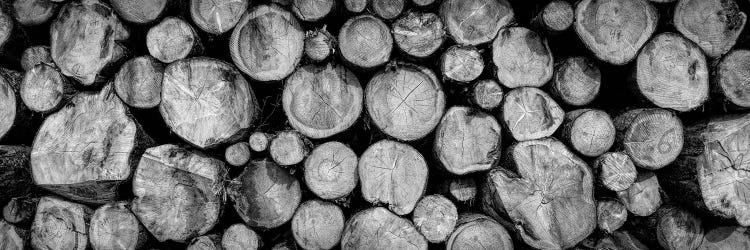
[190, 0, 248, 35]
[187, 234, 222, 250]
[492, 27, 554, 88]
[225, 142, 251, 167]
[89, 201, 148, 250]
[2, 196, 37, 225]
[715, 49, 750, 108]
[0, 146, 33, 205]
[597, 199, 628, 234]
[269, 130, 309, 166]
[655, 205, 704, 250]
[617, 171, 662, 216]
[340, 207, 427, 250]
[699, 226, 750, 250]
[291, 199, 345, 250]
[292, 0, 334, 22]
[146, 17, 203, 64]
[501, 87, 565, 141]
[594, 152, 637, 192]
[441, 177, 477, 204]
[614, 108, 684, 170]
[304, 141, 358, 200]
[392, 12, 445, 59]
[338, 15, 392, 70]
[550, 56, 601, 106]
[674, 0, 747, 58]
[131, 144, 227, 242]
[222, 223, 261, 250]
[440, 0, 514, 45]
[248, 131, 271, 152]
[12, 0, 57, 26]
[0, 70, 31, 142]
[20, 64, 72, 113]
[0, 220, 25, 250]
[20, 45, 54, 71]
[110, 0, 167, 24]
[441, 45, 484, 83]
[343, 0, 365, 13]
[434, 106, 502, 175]
[472, 79, 503, 111]
[371, 0, 403, 20]
[114, 55, 163, 109]
[533, 0, 574, 34]
[304, 28, 335, 62]
[30, 196, 91, 250]
[412, 194, 457, 243]
[560, 109, 615, 157]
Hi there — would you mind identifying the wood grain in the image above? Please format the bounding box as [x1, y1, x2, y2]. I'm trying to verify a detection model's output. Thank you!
[114, 55, 163, 109]
[147, 17, 202, 64]
[304, 141, 358, 200]
[30, 196, 91, 250]
[550, 56, 601, 106]
[445, 213, 513, 250]
[269, 130, 309, 166]
[291, 199, 345, 250]
[191, 0, 248, 35]
[111, 0, 167, 24]
[89, 201, 148, 250]
[560, 109, 615, 157]
[434, 106, 502, 175]
[440, 0, 514, 45]
[222, 223, 261, 250]
[338, 15, 392, 70]
[441, 45, 484, 83]
[412, 194, 457, 243]
[13, 0, 57, 26]
[340, 207, 427, 250]
[617, 171, 662, 216]
[674, 0, 747, 58]
[492, 27, 554, 88]
[20, 64, 72, 113]
[393, 12, 445, 59]
[614, 108, 684, 170]
[501, 87, 565, 141]
[359, 140, 428, 215]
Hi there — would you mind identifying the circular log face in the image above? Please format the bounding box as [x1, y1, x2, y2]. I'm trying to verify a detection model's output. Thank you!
[230, 4, 304, 82]
[674, 0, 747, 58]
[304, 141, 358, 200]
[372, 0, 404, 20]
[147, 17, 199, 64]
[492, 27, 554, 88]
[248, 132, 269, 152]
[338, 15, 393, 69]
[717, 49, 750, 107]
[473, 79, 503, 110]
[268, 130, 308, 166]
[564, 109, 615, 157]
[700, 226, 750, 250]
[344, 0, 366, 12]
[191, 0, 248, 35]
[304, 29, 334, 61]
[292, 0, 334, 22]
[594, 152, 636, 192]
[340, 207, 427, 250]
[13, 0, 57, 26]
[616, 108, 683, 169]
[222, 224, 261, 250]
[90, 201, 144, 250]
[656, 206, 704, 250]
[574, 0, 658, 65]
[440, 0, 514, 46]
[366, 63, 445, 141]
[225, 142, 251, 167]
[359, 140, 428, 215]
[111, 0, 168, 24]
[187, 234, 221, 250]
[21, 45, 54, 71]
[551, 56, 601, 106]
[160, 57, 258, 149]
[616, 171, 662, 216]
[31, 196, 91, 250]
[434, 106, 502, 175]
[393, 12, 445, 58]
[412, 195, 458, 243]
[291, 199, 345, 250]
[20, 64, 67, 113]
[501, 87, 564, 141]
[596, 199, 627, 233]
[446, 214, 513, 250]
[541, 0, 574, 32]
[0, 74, 18, 141]
[283, 63, 363, 139]
[51, 0, 128, 85]
[0, 10, 11, 50]
[441, 45, 484, 83]
[114, 56, 163, 109]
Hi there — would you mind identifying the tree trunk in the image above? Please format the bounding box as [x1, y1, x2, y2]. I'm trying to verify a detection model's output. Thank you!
[20, 45, 54, 71]
[574, 0, 658, 65]
[0, 146, 33, 205]
[190, 0, 248, 35]
[160, 57, 259, 149]
[372, 0, 403, 20]
[365, 63, 445, 141]
[714, 49, 750, 108]
[89, 201, 148, 250]
[269, 130, 309, 166]
[0, 220, 25, 250]
[412, 194, 457, 243]
[472, 79, 503, 111]
[291, 0, 334, 22]
[291, 199, 345, 250]
[31, 84, 153, 204]
[225, 142, 251, 167]
[433, 106, 502, 175]
[550, 56, 601, 106]
[597, 199, 628, 234]
[343, 0, 365, 13]
[222, 223, 262, 250]
[445, 213, 513, 250]
[440, 177, 477, 204]
[227, 159, 302, 230]
[674, 0, 746, 58]
[110, 0, 167, 24]
[188, 234, 223, 250]
[440, 45, 484, 83]
[593, 152, 637, 192]
[392, 12, 445, 59]
[248, 131, 271, 152]
[131, 144, 227, 242]
[2, 196, 38, 226]
[655, 205, 704, 250]
[20, 64, 73, 113]
[113, 55, 163, 109]
[700, 226, 750, 250]
[359, 140, 428, 215]
[482, 137, 595, 249]
[616, 171, 662, 216]
[560, 109, 615, 157]
[614, 108, 684, 170]
[440, 0, 514, 46]
[304, 28, 335, 62]
[492, 27, 553, 88]
[532, 0, 574, 34]
[12, 0, 58, 26]
[340, 207, 427, 250]
[230, 4, 304, 81]
[0, 69, 33, 143]
[147, 17, 203, 64]
[304, 141, 358, 200]
[501, 87, 565, 141]
[31, 196, 91, 250]
[338, 15, 393, 70]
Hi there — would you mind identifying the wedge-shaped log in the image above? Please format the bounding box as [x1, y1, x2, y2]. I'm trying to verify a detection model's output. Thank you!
[617, 171, 662, 216]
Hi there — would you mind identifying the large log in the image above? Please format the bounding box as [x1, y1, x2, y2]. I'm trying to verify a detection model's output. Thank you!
[230, 4, 304, 81]
[371, 0, 403, 20]
[699, 226, 750, 250]
[31, 84, 152, 204]
[550, 56, 601, 107]
[392, 12, 445, 59]
[304, 28, 334, 62]
[445, 213, 513, 250]
[340, 207, 427, 250]
[433, 106, 502, 175]
[20, 64, 72, 113]
[411, 194, 457, 243]
[715, 49, 750, 108]
[492, 27, 554, 88]
[89, 201, 148, 250]
[304, 141, 358, 200]
[0, 68, 33, 142]
[574, 0, 658, 65]
[501, 87, 565, 141]
[12, 0, 58, 26]
[338, 15, 392, 70]
[291, 199, 345, 250]
[51, 0, 129, 85]
[532, 0, 574, 34]
[187, 234, 222, 250]
[222, 223, 261, 250]
[614, 108, 684, 170]
[597, 199, 628, 234]
[560, 109, 615, 157]
[20, 45, 54, 71]
[113, 55, 163, 109]
[482, 137, 595, 249]
[225, 142, 251, 167]
[0, 220, 25, 250]
[359, 140, 428, 215]
[439, 0, 514, 46]
[2, 196, 37, 225]
[593, 152, 637, 192]
[269, 130, 309, 166]
[674, 0, 747, 58]
[30, 196, 91, 250]
[146, 17, 203, 64]
[110, 0, 167, 24]
[655, 205, 704, 250]
[440, 45, 484, 83]
[472, 79, 503, 111]
[190, 0, 248, 35]
[291, 0, 334, 22]
[365, 63, 445, 141]
[160, 57, 259, 149]
[617, 171, 662, 216]
[131, 144, 227, 242]
[0, 146, 33, 205]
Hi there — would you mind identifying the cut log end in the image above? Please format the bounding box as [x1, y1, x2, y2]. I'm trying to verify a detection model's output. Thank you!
[716, 49, 750, 108]
[31, 196, 91, 250]
[412, 195, 458, 243]
[0, 6, 12, 51]
[493, 27, 554, 88]
[114, 56, 163, 109]
[304, 141, 358, 200]
[674, 0, 747, 58]
[344, 0, 366, 13]
[393, 11, 445, 59]
[269, 131, 309, 166]
[13, 0, 57, 26]
[446, 213, 513, 250]
[501, 87, 565, 141]
[441, 45, 484, 83]
[20, 64, 70, 113]
[111, 0, 168, 24]
[561, 109, 615, 157]
[248, 131, 270, 152]
[656, 206, 704, 250]
[0, 220, 25, 250]
[550, 56, 601, 106]
[2, 197, 38, 225]
[339, 15, 393, 70]
[147, 17, 202, 64]
[292, 0, 334, 22]
[187, 234, 222, 250]
[615, 108, 684, 170]
[371, 0, 404, 20]
[597, 199, 628, 234]
[359, 140, 428, 215]
[341, 207, 427, 250]
[291, 199, 345, 250]
[472, 79, 504, 111]
[440, 0, 514, 45]
[304, 29, 335, 62]
[20, 45, 54, 71]
[535, 0, 574, 33]
[225, 142, 251, 167]
[616, 171, 662, 216]
[191, 0, 248, 34]
[222, 224, 261, 250]
[434, 106, 501, 175]
[89, 201, 147, 250]
[594, 152, 637, 192]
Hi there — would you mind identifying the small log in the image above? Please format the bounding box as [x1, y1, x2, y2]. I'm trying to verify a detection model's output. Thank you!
[30, 196, 91, 250]
[343, 0, 366, 13]
[440, 45, 484, 83]
[190, 0, 248, 35]
[593, 152, 637, 192]
[532, 0, 574, 34]
[227, 159, 302, 230]
[574, 0, 658, 65]
[0, 146, 33, 205]
[597, 199, 627, 234]
[560, 109, 615, 157]
[131, 144, 227, 242]
[230, 4, 304, 81]
[340, 207, 427, 250]
[338, 15, 392, 70]
[146, 17, 203, 64]
[392, 12, 445, 59]
[51, 0, 129, 85]
[2, 197, 38, 225]
[304, 28, 335, 62]
[492, 27, 553, 88]
[371, 0, 403, 20]
[113, 56, 163, 109]
[20, 64, 72, 113]
[616, 171, 662, 216]
[472, 79, 503, 111]
[269, 130, 309, 166]
[282, 63, 363, 139]
[365, 63, 445, 141]
[248, 131, 271, 152]
[111, 0, 167, 24]
[188, 234, 222, 250]
[20, 45, 54, 71]
[501, 87, 565, 141]
[674, 0, 746, 58]
[359, 140, 428, 215]
[160, 57, 259, 149]
[614, 108, 684, 170]
[412, 194, 457, 243]
[433, 106, 502, 175]
[445, 213, 513, 250]
[550, 56, 601, 106]
[440, 0, 514, 45]
[89, 201, 148, 250]
[700, 226, 750, 250]
[0, 69, 31, 143]
[225, 142, 251, 167]
[442, 177, 477, 203]
[222, 223, 261, 250]
[482, 137, 595, 249]
[411, 0, 435, 7]
[715, 49, 750, 108]
[12, 0, 57, 26]
[0, 220, 25, 250]
[656, 205, 704, 250]
[291, 199, 345, 250]
[31, 84, 152, 204]
[292, 0, 334, 22]
[304, 141, 358, 200]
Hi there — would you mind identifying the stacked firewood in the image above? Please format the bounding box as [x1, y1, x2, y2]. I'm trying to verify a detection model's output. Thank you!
[1, 0, 750, 249]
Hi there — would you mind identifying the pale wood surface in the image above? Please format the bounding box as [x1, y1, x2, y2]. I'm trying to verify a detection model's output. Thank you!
[111, 0, 167, 24]
[561, 109, 615, 157]
[304, 29, 334, 62]
[444, 178, 476, 203]
[550, 56, 601, 106]
[393, 12, 445, 59]
[20, 45, 54, 71]
[114, 55, 163, 109]
[338, 15, 392, 69]
[716, 49, 750, 108]
[340, 207, 427, 250]
[434, 106, 501, 175]
[0, 220, 24, 250]
[617, 171, 662, 216]
[13, 0, 57, 26]
[147, 17, 202, 64]
[674, 0, 747, 58]
[440, 0, 514, 45]
[359, 140, 428, 215]
[191, 0, 248, 35]
[187, 234, 222, 250]
[445, 213, 513, 250]
[225, 142, 251, 167]
[292, 0, 334, 22]
[597, 199, 627, 234]
[31, 196, 91, 250]
[372, 0, 403, 20]
[269, 130, 309, 166]
[441, 45, 483, 83]
[534, 0, 574, 33]
[222, 223, 261, 250]
[89, 201, 147, 250]
[291, 199, 345, 250]
[343, 0, 366, 13]
[492, 27, 553, 88]
[248, 131, 270, 152]
[0, 70, 27, 142]
[656, 206, 704, 250]
[594, 152, 637, 192]
[614, 108, 684, 170]
[412, 194, 457, 243]
[0, 6, 11, 51]
[304, 141, 358, 200]
[20, 64, 71, 113]
[472, 79, 503, 111]
[501, 87, 565, 141]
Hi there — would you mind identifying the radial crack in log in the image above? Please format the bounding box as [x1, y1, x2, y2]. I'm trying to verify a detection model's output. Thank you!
[359, 140, 428, 215]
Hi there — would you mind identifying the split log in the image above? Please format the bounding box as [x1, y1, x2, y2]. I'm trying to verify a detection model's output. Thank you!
[3, 197, 37, 225]
[445, 213, 513, 250]
[51, 0, 129, 85]
[12, 0, 57, 26]
[656, 205, 704, 250]
[113, 56, 163, 109]
[225, 142, 251, 167]
[472, 79, 503, 111]
[291, 199, 345, 250]
[550, 56, 601, 106]
[501, 87, 565, 141]
[440, 0, 514, 45]
[358, 140, 428, 215]
[715, 49, 750, 108]
[282, 63, 363, 139]
[0, 69, 32, 143]
[371, 0, 403, 20]
[0, 220, 25, 250]
[482, 137, 595, 249]
[634, 32, 709, 112]
[597, 199, 627, 234]
[614, 108, 684, 170]
[89, 201, 148, 250]
[304, 29, 335, 62]
[340, 207, 427, 250]
[441, 177, 476, 203]
[674, 0, 747, 58]
[433, 106, 502, 175]
[700, 226, 750, 250]
[111, 0, 167, 24]
[0, 146, 33, 204]
[30, 196, 91, 250]
[492, 27, 554, 88]
[392, 12, 445, 59]
[411, 0, 434, 7]
[304, 141, 358, 200]
[31, 84, 152, 204]
[20, 45, 54, 71]
[560, 109, 615, 157]
[248, 131, 270, 152]
[574, 0, 658, 65]
[222, 223, 261, 250]
[269, 130, 309, 166]
[227, 159, 302, 230]
[188, 234, 223, 250]
[616, 171, 662, 216]
[20, 64, 72, 113]
[593, 152, 637, 192]
[532, 0, 574, 34]
[365, 63, 445, 141]
[292, 0, 334, 22]
[131, 144, 227, 242]
[412, 194, 457, 243]
[160, 57, 259, 149]
[343, 0, 365, 13]
[146, 17, 202, 64]
[230, 4, 304, 81]
[440, 45, 484, 83]
[338, 15, 392, 70]
[190, 0, 248, 35]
